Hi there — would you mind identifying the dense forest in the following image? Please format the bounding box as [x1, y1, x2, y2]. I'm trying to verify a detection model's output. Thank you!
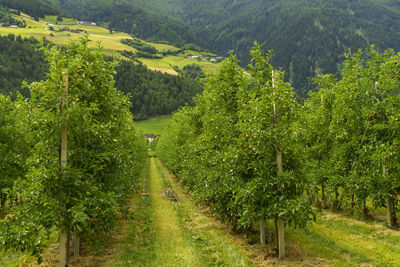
[0, 34, 202, 119]
[114, 61, 203, 120]
[0, 0, 62, 19]
[0, 34, 48, 97]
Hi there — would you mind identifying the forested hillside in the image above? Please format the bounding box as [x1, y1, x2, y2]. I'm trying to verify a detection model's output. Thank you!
[50, 0, 400, 97]
[44, 0, 202, 47]
[127, 0, 400, 97]
[114, 60, 203, 120]
[0, 35, 48, 97]
[0, 0, 62, 18]
[5, 0, 400, 100]
[0, 34, 202, 119]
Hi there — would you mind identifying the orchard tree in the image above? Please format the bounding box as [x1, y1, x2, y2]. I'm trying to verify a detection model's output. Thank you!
[0, 37, 147, 265]
[0, 95, 30, 209]
[302, 74, 337, 207]
[236, 43, 313, 258]
[363, 49, 400, 226]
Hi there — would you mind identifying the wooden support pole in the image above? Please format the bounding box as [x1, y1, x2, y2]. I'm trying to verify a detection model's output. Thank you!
[273, 70, 285, 259]
[60, 69, 69, 267]
[383, 166, 397, 227]
[260, 219, 266, 244]
[386, 197, 392, 226]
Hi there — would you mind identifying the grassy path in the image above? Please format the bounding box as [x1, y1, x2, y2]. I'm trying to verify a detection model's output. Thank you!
[109, 158, 252, 267]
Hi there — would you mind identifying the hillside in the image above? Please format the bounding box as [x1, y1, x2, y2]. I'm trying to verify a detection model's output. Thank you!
[43, 0, 203, 48]
[0, 12, 213, 118]
[0, 12, 221, 75]
[5, 0, 400, 97]
[0, 0, 62, 18]
[123, 0, 400, 97]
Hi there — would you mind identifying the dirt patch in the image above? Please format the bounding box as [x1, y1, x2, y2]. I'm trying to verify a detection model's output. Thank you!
[160, 186, 180, 203]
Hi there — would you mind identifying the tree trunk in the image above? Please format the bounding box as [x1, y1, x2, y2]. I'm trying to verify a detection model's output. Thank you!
[386, 198, 397, 227]
[321, 184, 325, 208]
[0, 193, 6, 209]
[274, 216, 278, 253]
[363, 199, 368, 220]
[260, 219, 266, 244]
[59, 231, 70, 267]
[383, 166, 397, 227]
[334, 189, 339, 208]
[351, 193, 354, 210]
[336, 191, 344, 210]
[74, 227, 80, 257]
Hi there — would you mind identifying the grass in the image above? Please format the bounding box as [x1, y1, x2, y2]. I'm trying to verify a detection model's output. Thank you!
[0, 250, 37, 267]
[0, 230, 58, 267]
[154, 159, 253, 266]
[135, 116, 172, 136]
[288, 212, 400, 266]
[109, 157, 253, 266]
[2, 13, 221, 75]
[148, 158, 203, 266]
[108, 161, 158, 267]
[150, 42, 179, 52]
[141, 55, 221, 74]
[44, 15, 77, 25]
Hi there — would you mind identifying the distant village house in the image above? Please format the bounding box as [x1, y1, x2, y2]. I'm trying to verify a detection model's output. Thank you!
[187, 54, 199, 59]
[144, 134, 160, 143]
[77, 21, 97, 26]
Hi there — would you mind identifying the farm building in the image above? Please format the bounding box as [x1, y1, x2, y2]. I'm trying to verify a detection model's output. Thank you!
[144, 134, 160, 143]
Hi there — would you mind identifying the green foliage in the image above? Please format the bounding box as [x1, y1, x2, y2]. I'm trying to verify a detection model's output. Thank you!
[303, 46, 400, 219]
[49, 0, 203, 47]
[121, 38, 159, 55]
[0, 95, 30, 208]
[173, 64, 205, 80]
[158, 44, 314, 232]
[0, 35, 201, 120]
[120, 39, 163, 59]
[0, 37, 147, 256]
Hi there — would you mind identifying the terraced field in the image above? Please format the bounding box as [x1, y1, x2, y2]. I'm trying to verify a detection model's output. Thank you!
[0, 13, 221, 74]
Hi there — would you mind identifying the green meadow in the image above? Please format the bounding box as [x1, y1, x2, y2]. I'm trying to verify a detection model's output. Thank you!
[1, 13, 222, 75]
[135, 116, 172, 136]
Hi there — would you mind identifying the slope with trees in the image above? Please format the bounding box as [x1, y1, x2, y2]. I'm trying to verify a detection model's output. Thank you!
[0, 33, 203, 119]
[0, 0, 62, 19]
[0, 34, 48, 98]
